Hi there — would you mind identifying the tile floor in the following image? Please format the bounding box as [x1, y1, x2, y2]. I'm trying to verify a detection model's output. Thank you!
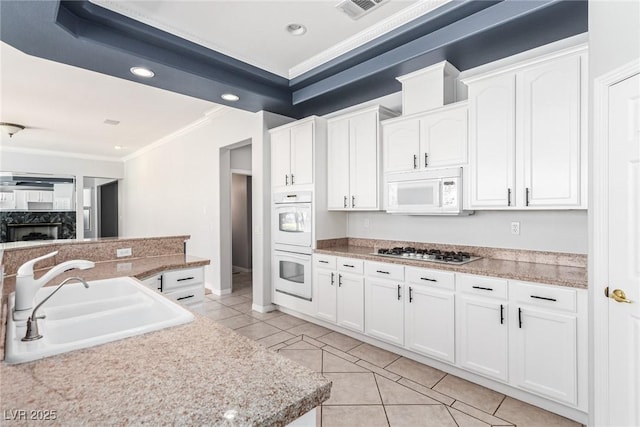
[196, 273, 582, 427]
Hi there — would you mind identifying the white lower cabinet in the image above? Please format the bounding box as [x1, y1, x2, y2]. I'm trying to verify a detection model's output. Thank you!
[456, 274, 509, 382]
[337, 271, 365, 333]
[405, 267, 455, 363]
[314, 255, 337, 323]
[365, 262, 405, 346]
[138, 266, 205, 306]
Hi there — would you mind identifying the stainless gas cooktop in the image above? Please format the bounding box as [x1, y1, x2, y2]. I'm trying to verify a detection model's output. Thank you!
[371, 247, 481, 265]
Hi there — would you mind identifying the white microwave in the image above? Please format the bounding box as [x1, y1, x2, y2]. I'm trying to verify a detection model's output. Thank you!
[385, 167, 469, 215]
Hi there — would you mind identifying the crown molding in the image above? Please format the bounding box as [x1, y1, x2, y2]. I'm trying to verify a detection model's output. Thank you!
[288, 0, 452, 79]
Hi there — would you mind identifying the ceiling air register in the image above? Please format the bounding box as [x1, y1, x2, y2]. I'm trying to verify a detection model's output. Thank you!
[336, 0, 389, 20]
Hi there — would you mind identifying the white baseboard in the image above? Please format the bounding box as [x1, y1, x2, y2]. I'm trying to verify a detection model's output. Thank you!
[205, 282, 232, 296]
[251, 303, 278, 313]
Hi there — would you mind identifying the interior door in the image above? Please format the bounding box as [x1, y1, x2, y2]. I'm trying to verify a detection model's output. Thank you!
[99, 180, 118, 238]
[607, 72, 640, 427]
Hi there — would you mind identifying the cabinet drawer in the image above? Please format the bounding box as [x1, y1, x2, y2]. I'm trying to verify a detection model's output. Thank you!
[163, 267, 204, 292]
[510, 281, 577, 312]
[457, 274, 507, 300]
[406, 267, 455, 291]
[337, 257, 364, 274]
[165, 284, 204, 305]
[139, 275, 161, 290]
[365, 261, 404, 281]
[314, 254, 337, 270]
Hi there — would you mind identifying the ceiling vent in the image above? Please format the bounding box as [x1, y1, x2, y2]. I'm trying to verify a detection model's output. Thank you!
[336, 0, 389, 20]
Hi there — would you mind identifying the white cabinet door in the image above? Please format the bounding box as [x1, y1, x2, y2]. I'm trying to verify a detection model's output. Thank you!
[271, 128, 291, 188]
[383, 118, 419, 173]
[405, 285, 455, 363]
[350, 109, 379, 209]
[336, 272, 364, 333]
[511, 306, 577, 405]
[327, 118, 351, 210]
[420, 105, 468, 169]
[40, 191, 53, 203]
[457, 295, 509, 382]
[315, 268, 337, 323]
[468, 73, 516, 208]
[290, 121, 314, 186]
[365, 278, 404, 346]
[519, 54, 583, 208]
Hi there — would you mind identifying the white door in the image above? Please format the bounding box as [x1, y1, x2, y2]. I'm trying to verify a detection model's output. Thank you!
[290, 121, 314, 186]
[271, 128, 291, 187]
[315, 268, 337, 323]
[520, 54, 583, 208]
[336, 273, 364, 332]
[365, 279, 404, 346]
[327, 118, 351, 209]
[420, 105, 468, 169]
[383, 118, 419, 173]
[468, 74, 516, 208]
[350, 109, 379, 209]
[405, 285, 455, 363]
[511, 307, 577, 405]
[607, 72, 640, 427]
[457, 295, 509, 381]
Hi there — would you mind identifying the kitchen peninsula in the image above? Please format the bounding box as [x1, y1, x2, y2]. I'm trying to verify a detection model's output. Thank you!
[0, 236, 331, 425]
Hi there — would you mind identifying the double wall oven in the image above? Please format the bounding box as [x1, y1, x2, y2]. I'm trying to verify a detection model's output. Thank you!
[272, 191, 313, 301]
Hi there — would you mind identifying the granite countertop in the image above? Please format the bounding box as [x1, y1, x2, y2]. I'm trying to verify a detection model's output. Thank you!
[1, 254, 210, 297]
[0, 313, 331, 425]
[315, 245, 587, 289]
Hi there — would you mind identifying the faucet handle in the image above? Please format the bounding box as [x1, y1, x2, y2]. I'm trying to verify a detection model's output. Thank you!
[17, 251, 58, 277]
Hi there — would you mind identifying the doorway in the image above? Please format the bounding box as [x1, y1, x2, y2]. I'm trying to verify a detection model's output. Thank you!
[229, 143, 253, 294]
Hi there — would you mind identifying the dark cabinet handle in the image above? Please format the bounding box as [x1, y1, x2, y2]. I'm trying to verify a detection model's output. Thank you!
[338, 274, 342, 287]
[376, 270, 390, 274]
[518, 307, 523, 328]
[507, 188, 512, 207]
[177, 295, 194, 301]
[409, 287, 413, 303]
[424, 153, 429, 167]
[285, 175, 288, 186]
[319, 260, 329, 264]
[526, 187, 530, 206]
[352, 195, 355, 208]
[500, 304, 504, 324]
[177, 277, 194, 282]
[413, 154, 417, 169]
[530, 295, 557, 302]
[397, 284, 401, 300]
[160, 275, 164, 292]
[421, 277, 437, 282]
[330, 272, 334, 286]
[472, 285, 493, 291]
[343, 264, 354, 268]
[344, 195, 347, 208]
[291, 174, 295, 184]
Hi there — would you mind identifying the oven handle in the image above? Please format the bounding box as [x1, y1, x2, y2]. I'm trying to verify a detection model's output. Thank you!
[274, 250, 312, 262]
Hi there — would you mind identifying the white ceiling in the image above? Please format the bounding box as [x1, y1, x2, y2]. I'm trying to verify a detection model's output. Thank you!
[0, 0, 444, 159]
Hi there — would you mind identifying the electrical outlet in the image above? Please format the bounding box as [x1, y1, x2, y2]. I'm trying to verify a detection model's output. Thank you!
[116, 247, 132, 257]
[511, 222, 520, 235]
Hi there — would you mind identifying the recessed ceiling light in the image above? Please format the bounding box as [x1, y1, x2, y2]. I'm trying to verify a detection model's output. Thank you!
[130, 67, 155, 78]
[221, 93, 239, 102]
[286, 23, 307, 36]
[114, 145, 124, 150]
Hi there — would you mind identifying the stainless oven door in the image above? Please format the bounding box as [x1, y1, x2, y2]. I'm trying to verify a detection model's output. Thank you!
[273, 250, 312, 301]
[273, 203, 312, 247]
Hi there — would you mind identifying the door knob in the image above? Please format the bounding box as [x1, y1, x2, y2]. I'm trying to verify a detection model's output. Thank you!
[606, 287, 633, 303]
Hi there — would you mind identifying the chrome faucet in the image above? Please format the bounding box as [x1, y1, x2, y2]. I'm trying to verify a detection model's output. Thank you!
[22, 277, 90, 342]
[13, 251, 95, 321]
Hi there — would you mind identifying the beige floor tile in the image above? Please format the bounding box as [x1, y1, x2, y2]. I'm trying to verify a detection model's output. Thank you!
[265, 313, 309, 330]
[375, 374, 440, 405]
[451, 402, 513, 426]
[397, 379, 455, 406]
[448, 407, 491, 427]
[323, 352, 369, 373]
[203, 306, 242, 321]
[219, 295, 248, 306]
[201, 300, 224, 311]
[285, 322, 333, 338]
[433, 374, 505, 414]
[215, 314, 260, 330]
[385, 357, 446, 388]
[255, 331, 296, 347]
[355, 360, 401, 382]
[229, 301, 253, 313]
[278, 349, 323, 372]
[302, 336, 326, 348]
[348, 343, 401, 368]
[205, 294, 222, 301]
[268, 342, 287, 352]
[284, 340, 319, 350]
[385, 404, 457, 427]
[247, 310, 284, 321]
[494, 397, 582, 427]
[323, 373, 382, 405]
[317, 331, 362, 352]
[322, 345, 359, 363]
[285, 335, 303, 345]
[321, 405, 388, 427]
[234, 322, 282, 340]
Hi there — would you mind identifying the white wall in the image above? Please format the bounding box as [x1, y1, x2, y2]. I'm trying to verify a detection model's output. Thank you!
[230, 144, 252, 171]
[348, 210, 587, 254]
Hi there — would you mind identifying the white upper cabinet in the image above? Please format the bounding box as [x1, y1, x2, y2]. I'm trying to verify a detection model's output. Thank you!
[328, 106, 396, 210]
[382, 102, 468, 174]
[270, 118, 316, 188]
[464, 46, 587, 209]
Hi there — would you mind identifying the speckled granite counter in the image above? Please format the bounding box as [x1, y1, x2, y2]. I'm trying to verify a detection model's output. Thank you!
[315, 244, 587, 289]
[0, 314, 331, 425]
